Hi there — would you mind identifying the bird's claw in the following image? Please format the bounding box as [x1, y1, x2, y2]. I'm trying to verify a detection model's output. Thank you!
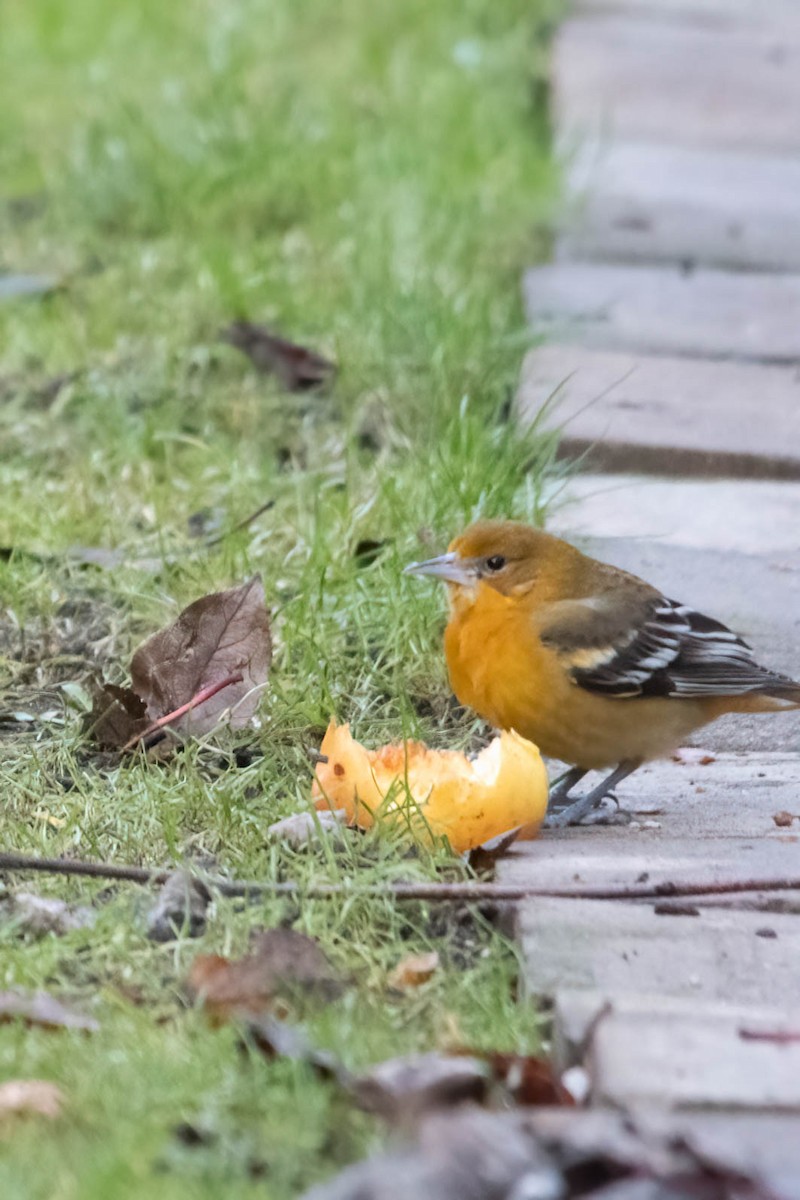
[544, 792, 632, 828]
[577, 805, 632, 827]
[545, 805, 631, 828]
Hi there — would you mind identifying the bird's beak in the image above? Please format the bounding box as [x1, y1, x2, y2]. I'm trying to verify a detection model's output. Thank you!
[403, 551, 477, 586]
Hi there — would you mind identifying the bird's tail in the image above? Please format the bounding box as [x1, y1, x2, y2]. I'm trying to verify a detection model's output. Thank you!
[760, 680, 800, 709]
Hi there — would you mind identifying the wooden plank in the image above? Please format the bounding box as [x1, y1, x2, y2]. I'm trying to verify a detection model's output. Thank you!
[498, 753, 800, 893]
[560, 141, 800, 272]
[552, 475, 800, 556]
[591, 998, 800, 1110]
[516, 898, 800, 1009]
[519, 344, 800, 477]
[523, 263, 800, 361]
[575, 0, 800, 29]
[555, 16, 800, 152]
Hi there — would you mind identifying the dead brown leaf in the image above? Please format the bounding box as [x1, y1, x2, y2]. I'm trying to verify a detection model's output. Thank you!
[351, 1041, 573, 1128]
[187, 926, 342, 1021]
[388, 951, 440, 991]
[222, 321, 336, 392]
[0, 990, 98, 1033]
[470, 1051, 575, 1108]
[86, 681, 149, 749]
[0, 1080, 65, 1122]
[466, 828, 522, 877]
[249, 927, 343, 995]
[130, 576, 271, 737]
[350, 1053, 489, 1125]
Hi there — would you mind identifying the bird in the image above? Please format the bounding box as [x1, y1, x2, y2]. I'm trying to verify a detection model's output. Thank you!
[404, 519, 800, 826]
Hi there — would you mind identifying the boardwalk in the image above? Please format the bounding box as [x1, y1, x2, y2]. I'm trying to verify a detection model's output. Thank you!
[506, 0, 800, 1167]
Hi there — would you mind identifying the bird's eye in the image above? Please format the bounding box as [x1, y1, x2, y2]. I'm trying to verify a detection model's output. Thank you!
[485, 555, 506, 572]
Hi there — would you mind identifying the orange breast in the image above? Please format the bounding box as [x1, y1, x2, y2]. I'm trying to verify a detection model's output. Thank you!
[444, 583, 552, 735]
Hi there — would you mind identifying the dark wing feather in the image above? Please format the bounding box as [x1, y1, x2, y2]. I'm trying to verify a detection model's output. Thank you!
[540, 595, 797, 700]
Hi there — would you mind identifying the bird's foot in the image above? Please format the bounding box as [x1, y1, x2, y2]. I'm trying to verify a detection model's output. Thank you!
[568, 797, 633, 827]
[545, 794, 630, 827]
[544, 768, 587, 806]
[544, 761, 640, 828]
[547, 766, 587, 810]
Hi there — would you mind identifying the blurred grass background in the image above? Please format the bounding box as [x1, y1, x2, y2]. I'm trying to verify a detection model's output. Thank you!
[0, 0, 561, 1195]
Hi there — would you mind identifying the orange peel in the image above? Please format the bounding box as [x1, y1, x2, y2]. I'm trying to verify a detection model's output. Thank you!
[311, 720, 548, 852]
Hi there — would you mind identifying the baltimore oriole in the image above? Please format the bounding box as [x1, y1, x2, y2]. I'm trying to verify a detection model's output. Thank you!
[405, 519, 800, 825]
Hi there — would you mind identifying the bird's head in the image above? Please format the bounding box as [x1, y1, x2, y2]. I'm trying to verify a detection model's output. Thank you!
[404, 519, 555, 599]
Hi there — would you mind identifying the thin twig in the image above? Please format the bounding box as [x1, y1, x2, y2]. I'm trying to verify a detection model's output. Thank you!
[2, 850, 800, 904]
[203, 499, 275, 549]
[121, 672, 244, 752]
[738, 1027, 800, 1045]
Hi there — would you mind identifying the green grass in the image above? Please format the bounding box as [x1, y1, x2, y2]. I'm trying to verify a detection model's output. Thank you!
[0, 0, 561, 1194]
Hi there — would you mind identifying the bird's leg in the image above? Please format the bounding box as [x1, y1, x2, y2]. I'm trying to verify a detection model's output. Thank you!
[545, 760, 641, 827]
[547, 766, 588, 810]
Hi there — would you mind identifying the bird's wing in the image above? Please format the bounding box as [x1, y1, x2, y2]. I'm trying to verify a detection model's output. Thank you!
[538, 593, 792, 699]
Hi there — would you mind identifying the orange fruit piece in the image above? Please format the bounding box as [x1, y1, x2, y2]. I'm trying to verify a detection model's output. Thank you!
[311, 720, 548, 852]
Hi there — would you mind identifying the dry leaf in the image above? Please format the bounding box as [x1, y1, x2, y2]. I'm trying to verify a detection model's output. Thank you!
[146, 870, 211, 942]
[86, 681, 149, 749]
[244, 1013, 345, 1081]
[130, 577, 271, 737]
[466, 828, 523, 877]
[300, 1109, 557, 1200]
[248, 928, 342, 997]
[350, 1053, 489, 1125]
[470, 1051, 575, 1108]
[222, 322, 336, 392]
[388, 951, 440, 991]
[267, 809, 348, 849]
[0, 1080, 64, 1122]
[2, 891, 96, 938]
[0, 990, 98, 1032]
[188, 927, 342, 1021]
